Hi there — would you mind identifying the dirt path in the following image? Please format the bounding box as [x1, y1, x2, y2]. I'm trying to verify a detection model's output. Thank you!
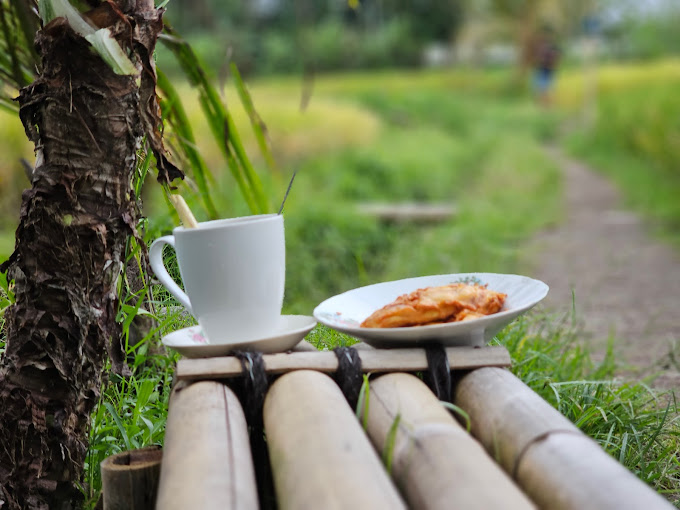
[526, 146, 680, 388]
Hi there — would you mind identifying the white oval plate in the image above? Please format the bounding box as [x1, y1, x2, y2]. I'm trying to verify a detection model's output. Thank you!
[313, 273, 548, 348]
[162, 315, 317, 358]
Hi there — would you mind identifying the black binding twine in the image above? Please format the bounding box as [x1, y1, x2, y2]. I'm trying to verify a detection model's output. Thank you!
[233, 351, 277, 510]
[333, 346, 363, 410]
[423, 344, 452, 402]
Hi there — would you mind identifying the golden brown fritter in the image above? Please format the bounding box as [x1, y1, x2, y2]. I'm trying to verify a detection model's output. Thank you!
[360, 283, 506, 328]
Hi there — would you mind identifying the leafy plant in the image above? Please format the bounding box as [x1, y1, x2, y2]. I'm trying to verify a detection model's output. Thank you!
[159, 25, 271, 218]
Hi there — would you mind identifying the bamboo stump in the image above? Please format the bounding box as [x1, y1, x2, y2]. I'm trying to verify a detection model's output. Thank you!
[100, 446, 162, 510]
[455, 367, 674, 510]
[363, 373, 536, 510]
[155, 381, 258, 510]
[263, 370, 407, 510]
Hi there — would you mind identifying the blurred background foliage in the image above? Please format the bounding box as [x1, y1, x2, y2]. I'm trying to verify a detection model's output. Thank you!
[154, 0, 680, 77]
[1, 0, 679, 306]
[0, 0, 678, 262]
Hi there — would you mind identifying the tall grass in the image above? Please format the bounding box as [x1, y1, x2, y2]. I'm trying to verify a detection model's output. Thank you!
[565, 83, 680, 244]
[558, 59, 680, 246]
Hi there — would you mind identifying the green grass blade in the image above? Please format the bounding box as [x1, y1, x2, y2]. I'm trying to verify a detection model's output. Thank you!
[224, 113, 270, 213]
[230, 61, 278, 174]
[134, 149, 153, 200]
[157, 68, 219, 218]
[619, 432, 629, 463]
[356, 373, 371, 431]
[382, 413, 401, 476]
[103, 402, 131, 451]
[10, 0, 40, 72]
[0, 3, 31, 88]
[0, 97, 19, 114]
[632, 400, 672, 467]
[441, 401, 471, 432]
[160, 26, 270, 214]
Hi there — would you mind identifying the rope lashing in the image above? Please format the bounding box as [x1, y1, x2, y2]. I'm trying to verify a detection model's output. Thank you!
[333, 346, 363, 410]
[233, 351, 276, 510]
[423, 344, 452, 402]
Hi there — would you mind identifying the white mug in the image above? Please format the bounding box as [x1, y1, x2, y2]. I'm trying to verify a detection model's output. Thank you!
[149, 214, 285, 344]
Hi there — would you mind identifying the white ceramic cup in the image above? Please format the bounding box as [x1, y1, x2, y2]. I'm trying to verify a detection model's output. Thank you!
[149, 214, 285, 344]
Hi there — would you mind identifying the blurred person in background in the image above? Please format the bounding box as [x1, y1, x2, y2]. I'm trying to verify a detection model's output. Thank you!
[529, 25, 562, 107]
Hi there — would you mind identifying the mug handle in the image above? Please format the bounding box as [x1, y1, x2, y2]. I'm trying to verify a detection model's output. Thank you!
[149, 235, 193, 314]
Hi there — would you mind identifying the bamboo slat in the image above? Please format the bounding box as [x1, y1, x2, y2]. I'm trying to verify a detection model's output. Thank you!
[454, 366, 580, 474]
[100, 446, 162, 510]
[363, 373, 536, 510]
[517, 432, 674, 510]
[176, 345, 511, 381]
[263, 370, 407, 510]
[155, 381, 258, 510]
[454, 367, 674, 510]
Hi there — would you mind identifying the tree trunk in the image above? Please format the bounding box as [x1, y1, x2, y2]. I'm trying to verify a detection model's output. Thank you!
[0, 1, 171, 508]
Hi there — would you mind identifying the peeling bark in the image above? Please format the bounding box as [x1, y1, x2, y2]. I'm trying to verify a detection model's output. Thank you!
[0, 2, 173, 508]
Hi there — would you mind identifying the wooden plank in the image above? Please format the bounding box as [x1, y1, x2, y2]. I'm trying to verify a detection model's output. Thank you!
[263, 370, 407, 510]
[357, 202, 457, 223]
[363, 373, 536, 510]
[454, 367, 674, 510]
[175, 345, 511, 381]
[155, 381, 258, 510]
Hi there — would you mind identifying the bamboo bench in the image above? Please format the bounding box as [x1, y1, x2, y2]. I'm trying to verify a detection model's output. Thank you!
[151, 342, 673, 510]
[357, 202, 457, 223]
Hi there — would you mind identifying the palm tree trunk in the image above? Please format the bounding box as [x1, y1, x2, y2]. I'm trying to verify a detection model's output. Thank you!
[0, 1, 170, 507]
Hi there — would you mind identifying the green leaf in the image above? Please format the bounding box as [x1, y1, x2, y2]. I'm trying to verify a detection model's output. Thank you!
[84, 29, 137, 76]
[39, 0, 94, 35]
[230, 62, 278, 174]
[103, 402, 131, 451]
[356, 373, 371, 430]
[39, 0, 136, 76]
[440, 401, 471, 432]
[157, 69, 218, 218]
[382, 413, 401, 475]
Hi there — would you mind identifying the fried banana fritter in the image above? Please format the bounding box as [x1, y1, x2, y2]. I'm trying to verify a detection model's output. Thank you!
[360, 283, 506, 328]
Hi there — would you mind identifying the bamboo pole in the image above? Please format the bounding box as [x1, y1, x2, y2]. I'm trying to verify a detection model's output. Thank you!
[455, 367, 580, 473]
[155, 381, 258, 510]
[263, 370, 407, 510]
[176, 345, 511, 381]
[100, 446, 162, 510]
[363, 373, 536, 510]
[454, 367, 674, 510]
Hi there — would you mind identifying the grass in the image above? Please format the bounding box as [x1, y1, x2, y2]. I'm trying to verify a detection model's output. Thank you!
[1, 61, 679, 505]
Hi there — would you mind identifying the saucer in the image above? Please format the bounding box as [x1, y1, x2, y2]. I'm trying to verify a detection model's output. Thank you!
[162, 315, 317, 358]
